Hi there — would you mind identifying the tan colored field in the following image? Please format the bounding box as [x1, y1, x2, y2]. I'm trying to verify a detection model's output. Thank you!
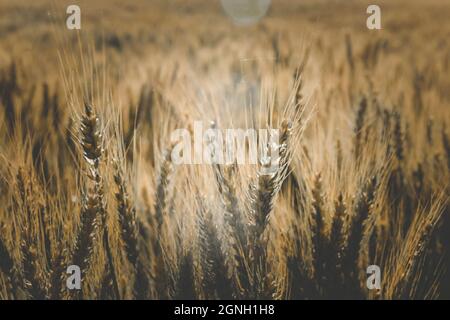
[0, 0, 449, 299]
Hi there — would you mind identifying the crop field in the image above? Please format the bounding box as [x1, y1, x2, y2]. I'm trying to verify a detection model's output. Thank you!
[0, 0, 449, 300]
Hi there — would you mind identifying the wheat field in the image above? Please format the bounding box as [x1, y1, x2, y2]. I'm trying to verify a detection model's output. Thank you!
[0, 0, 449, 300]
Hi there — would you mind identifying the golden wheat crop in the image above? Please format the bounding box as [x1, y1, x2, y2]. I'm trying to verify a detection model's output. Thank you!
[0, 0, 449, 300]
